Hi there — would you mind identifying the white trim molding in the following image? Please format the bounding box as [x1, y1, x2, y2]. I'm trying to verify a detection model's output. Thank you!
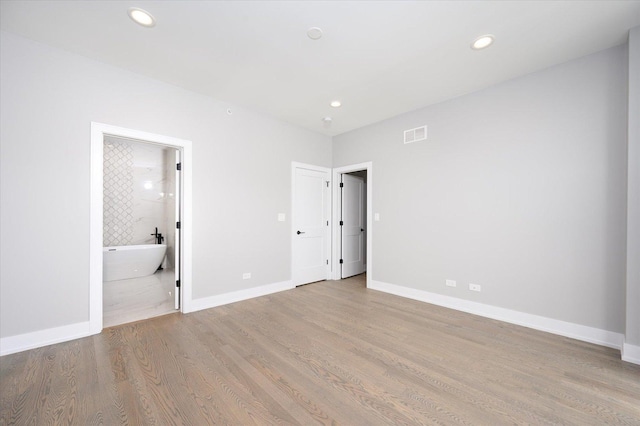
[90, 122, 194, 326]
[0, 322, 92, 356]
[188, 281, 293, 313]
[622, 342, 640, 365]
[370, 280, 624, 351]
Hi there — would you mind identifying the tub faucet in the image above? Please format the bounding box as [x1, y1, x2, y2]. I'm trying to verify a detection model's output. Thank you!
[151, 227, 164, 244]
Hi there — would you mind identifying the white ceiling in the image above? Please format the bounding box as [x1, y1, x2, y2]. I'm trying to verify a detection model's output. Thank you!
[2, 1, 639, 136]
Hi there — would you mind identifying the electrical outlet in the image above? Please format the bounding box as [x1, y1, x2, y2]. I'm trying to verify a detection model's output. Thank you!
[446, 279, 457, 287]
[469, 283, 481, 292]
[242, 273, 251, 280]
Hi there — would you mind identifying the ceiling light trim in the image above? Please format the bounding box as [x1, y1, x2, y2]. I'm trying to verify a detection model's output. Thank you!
[128, 7, 156, 28]
[307, 27, 323, 40]
[471, 34, 494, 50]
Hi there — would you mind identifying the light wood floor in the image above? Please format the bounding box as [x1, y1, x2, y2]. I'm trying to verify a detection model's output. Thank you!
[2, 274, 639, 425]
[103, 268, 176, 328]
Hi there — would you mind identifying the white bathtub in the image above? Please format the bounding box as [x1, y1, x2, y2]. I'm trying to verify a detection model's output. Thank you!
[103, 244, 167, 282]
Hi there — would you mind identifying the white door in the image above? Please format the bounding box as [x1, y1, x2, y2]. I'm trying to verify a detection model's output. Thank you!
[174, 150, 181, 309]
[292, 165, 330, 286]
[341, 174, 365, 278]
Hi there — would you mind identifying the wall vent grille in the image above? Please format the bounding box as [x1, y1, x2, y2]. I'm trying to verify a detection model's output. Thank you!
[404, 125, 427, 144]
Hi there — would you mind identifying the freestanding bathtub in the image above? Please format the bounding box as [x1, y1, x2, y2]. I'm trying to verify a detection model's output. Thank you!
[103, 244, 167, 282]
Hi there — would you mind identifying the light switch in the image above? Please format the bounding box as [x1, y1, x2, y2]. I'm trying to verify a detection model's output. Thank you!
[278, 213, 285, 222]
[374, 213, 380, 221]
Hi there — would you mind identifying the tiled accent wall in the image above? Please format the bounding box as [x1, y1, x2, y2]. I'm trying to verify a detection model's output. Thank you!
[103, 139, 134, 246]
[103, 137, 177, 269]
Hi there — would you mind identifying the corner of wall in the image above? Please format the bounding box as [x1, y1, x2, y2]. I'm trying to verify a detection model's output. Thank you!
[625, 25, 640, 350]
[186, 280, 294, 313]
[369, 280, 625, 352]
[622, 342, 640, 365]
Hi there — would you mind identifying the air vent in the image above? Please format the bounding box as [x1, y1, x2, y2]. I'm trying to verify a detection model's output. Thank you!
[404, 125, 427, 144]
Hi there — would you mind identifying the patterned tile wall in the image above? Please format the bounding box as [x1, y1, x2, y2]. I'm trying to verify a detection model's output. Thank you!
[103, 139, 134, 246]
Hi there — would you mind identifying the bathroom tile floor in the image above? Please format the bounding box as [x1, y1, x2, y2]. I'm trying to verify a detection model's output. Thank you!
[103, 268, 177, 328]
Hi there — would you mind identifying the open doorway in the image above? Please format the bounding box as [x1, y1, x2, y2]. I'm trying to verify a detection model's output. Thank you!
[332, 162, 373, 288]
[340, 171, 367, 278]
[102, 136, 181, 327]
[90, 122, 192, 335]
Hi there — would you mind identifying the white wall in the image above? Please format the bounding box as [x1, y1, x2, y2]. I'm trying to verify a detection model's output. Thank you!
[334, 45, 628, 335]
[627, 27, 640, 349]
[1, 28, 634, 357]
[128, 141, 173, 247]
[0, 32, 331, 339]
[163, 146, 177, 269]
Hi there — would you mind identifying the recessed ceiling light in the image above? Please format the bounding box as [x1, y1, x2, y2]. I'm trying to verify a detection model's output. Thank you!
[330, 100, 341, 108]
[128, 7, 155, 28]
[471, 34, 494, 50]
[307, 27, 323, 40]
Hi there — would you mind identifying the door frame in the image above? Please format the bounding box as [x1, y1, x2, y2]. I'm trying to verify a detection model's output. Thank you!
[332, 162, 373, 288]
[340, 173, 366, 279]
[89, 122, 193, 334]
[291, 162, 332, 286]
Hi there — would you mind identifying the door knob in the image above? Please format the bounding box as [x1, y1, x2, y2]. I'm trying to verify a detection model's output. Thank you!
[297, 230, 305, 235]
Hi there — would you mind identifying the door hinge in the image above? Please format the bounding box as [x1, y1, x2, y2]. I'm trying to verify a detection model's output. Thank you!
[176, 221, 181, 229]
[339, 259, 344, 264]
[176, 162, 182, 171]
[339, 182, 344, 188]
[327, 220, 329, 226]
[326, 259, 329, 265]
[176, 280, 181, 288]
[326, 181, 330, 187]
[340, 220, 344, 226]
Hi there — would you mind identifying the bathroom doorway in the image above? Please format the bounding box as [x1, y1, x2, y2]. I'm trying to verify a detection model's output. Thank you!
[90, 122, 193, 334]
[101, 136, 180, 327]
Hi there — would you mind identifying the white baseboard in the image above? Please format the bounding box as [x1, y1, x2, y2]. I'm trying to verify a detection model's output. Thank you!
[4, 281, 632, 365]
[0, 280, 293, 356]
[187, 280, 293, 313]
[0, 321, 93, 357]
[622, 342, 640, 365]
[369, 280, 624, 350]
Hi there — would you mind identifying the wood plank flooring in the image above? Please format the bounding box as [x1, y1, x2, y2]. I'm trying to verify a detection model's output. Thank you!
[2, 274, 639, 425]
